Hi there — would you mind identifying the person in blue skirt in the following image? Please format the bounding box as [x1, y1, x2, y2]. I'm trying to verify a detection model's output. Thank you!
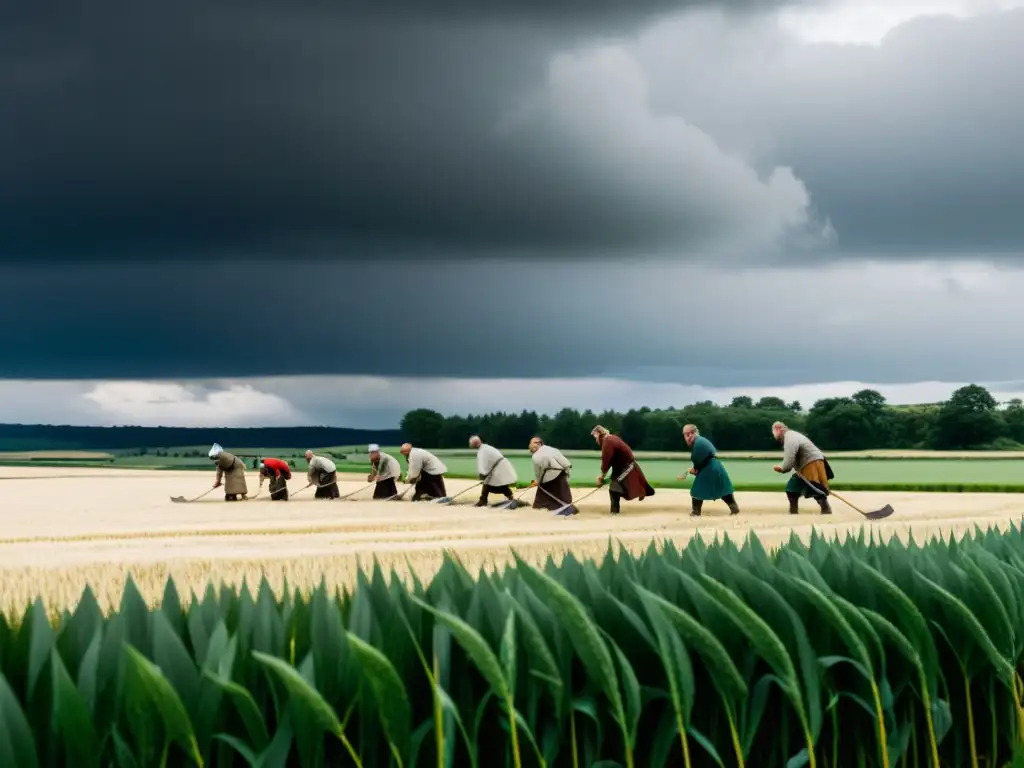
[679, 424, 740, 517]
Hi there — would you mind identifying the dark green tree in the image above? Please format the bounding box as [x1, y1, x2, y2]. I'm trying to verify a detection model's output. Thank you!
[932, 385, 1004, 449]
[399, 408, 445, 447]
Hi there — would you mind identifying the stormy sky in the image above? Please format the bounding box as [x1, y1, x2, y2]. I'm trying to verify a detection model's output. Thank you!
[3, 0, 1023, 427]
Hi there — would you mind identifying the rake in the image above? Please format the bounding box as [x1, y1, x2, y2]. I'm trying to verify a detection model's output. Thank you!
[336, 481, 376, 501]
[386, 485, 414, 502]
[434, 454, 509, 507]
[494, 483, 534, 510]
[289, 474, 340, 499]
[795, 471, 894, 520]
[169, 487, 217, 504]
[537, 483, 600, 517]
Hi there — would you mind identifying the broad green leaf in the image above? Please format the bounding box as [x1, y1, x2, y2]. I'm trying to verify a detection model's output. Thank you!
[26, 600, 54, 701]
[211, 734, 259, 767]
[122, 644, 203, 766]
[913, 570, 1014, 682]
[202, 670, 270, 752]
[347, 634, 412, 767]
[634, 586, 695, 758]
[50, 649, 99, 767]
[251, 650, 359, 764]
[512, 555, 626, 734]
[412, 598, 510, 702]
[0, 671, 39, 768]
[151, 610, 201, 719]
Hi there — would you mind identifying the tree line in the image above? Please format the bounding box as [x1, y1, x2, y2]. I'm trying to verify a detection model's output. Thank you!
[400, 384, 1024, 451]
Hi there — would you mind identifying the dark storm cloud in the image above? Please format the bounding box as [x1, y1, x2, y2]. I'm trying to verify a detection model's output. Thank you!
[0, 0, 821, 263]
[5, 259, 1024, 386]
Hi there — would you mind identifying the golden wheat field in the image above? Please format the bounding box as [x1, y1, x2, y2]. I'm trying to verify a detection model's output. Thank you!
[2, 465, 1024, 617]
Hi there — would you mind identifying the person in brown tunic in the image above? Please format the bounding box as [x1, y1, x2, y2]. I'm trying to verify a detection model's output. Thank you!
[591, 425, 654, 515]
[209, 443, 249, 501]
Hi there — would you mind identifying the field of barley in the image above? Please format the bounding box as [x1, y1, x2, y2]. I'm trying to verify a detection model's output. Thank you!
[3, 464, 1023, 616]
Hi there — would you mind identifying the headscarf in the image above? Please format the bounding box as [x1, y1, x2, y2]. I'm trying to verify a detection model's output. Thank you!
[208, 443, 223, 459]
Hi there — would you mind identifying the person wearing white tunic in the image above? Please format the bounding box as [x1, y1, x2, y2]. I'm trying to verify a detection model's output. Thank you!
[469, 435, 518, 507]
[528, 436, 576, 514]
[304, 450, 340, 499]
[367, 444, 402, 500]
[400, 443, 449, 501]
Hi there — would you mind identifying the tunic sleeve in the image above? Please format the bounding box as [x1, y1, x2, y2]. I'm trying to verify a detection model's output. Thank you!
[690, 437, 711, 469]
[555, 450, 571, 472]
[779, 433, 798, 472]
[407, 451, 423, 479]
[600, 439, 614, 474]
[532, 454, 543, 482]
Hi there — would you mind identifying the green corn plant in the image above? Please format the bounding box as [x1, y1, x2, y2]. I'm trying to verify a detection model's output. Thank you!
[9, 521, 1024, 765]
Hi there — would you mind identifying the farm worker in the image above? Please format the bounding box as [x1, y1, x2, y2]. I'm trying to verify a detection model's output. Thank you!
[258, 457, 292, 501]
[305, 450, 340, 499]
[680, 424, 739, 517]
[209, 443, 248, 501]
[772, 421, 834, 515]
[400, 443, 448, 501]
[469, 435, 517, 506]
[591, 425, 655, 515]
[367, 444, 402, 499]
[528, 436, 576, 515]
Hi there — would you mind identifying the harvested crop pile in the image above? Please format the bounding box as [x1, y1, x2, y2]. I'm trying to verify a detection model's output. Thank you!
[3, 524, 1023, 766]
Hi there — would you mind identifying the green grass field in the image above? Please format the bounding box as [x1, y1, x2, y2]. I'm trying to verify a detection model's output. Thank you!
[3, 445, 1024, 491]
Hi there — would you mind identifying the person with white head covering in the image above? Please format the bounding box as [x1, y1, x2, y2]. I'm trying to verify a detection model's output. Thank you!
[399, 443, 448, 501]
[367, 444, 402, 499]
[304, 449, 340, 499]
[209, 443, 249, 501]
[468, 435, 518, 507]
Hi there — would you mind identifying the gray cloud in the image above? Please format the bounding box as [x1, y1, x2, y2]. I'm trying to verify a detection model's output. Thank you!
[634, 8, 1024, 255]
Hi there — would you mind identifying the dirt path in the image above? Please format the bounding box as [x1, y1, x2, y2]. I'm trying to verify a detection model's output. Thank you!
[2, 467, 1022, 615]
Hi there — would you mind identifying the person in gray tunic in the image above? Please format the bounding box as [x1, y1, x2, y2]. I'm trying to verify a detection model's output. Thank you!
[305, 450, 340, 499]
[772, 421, 834, 514]
[400, 443, 449, 501]
[528, 436, 576, 515]
[469, 435, 518, 506]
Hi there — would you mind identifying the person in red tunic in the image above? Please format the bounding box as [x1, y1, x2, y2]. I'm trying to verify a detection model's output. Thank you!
[592, 425, 655, 515]
[258, 457, 293, 501]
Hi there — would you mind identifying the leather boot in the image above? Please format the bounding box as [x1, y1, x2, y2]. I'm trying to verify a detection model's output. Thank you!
[609, 492, 622, 515]
[727, 500, 740, 516]
[818, 497, 833, 515]
[690, 498, 702, 517]
[787, 492, 800, 515]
